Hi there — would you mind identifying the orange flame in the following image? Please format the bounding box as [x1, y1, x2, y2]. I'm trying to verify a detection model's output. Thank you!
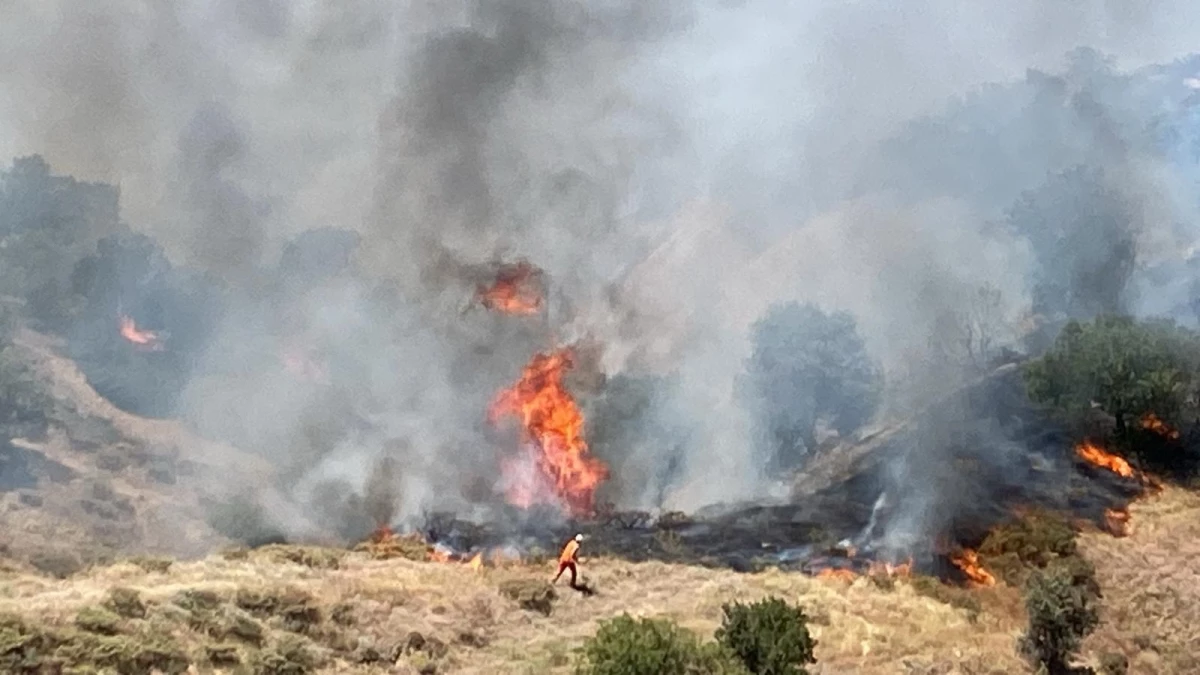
[949, 549, 996, 587]
[1139, 412, 1181, 440]
[429, 547, 452, 563]
[369, 525, 395, 544]
[816, 568, 857, 583]
[1075, 440, 1134, 478]
[478, 262, 543, 315]
[868, 558, 913, 578]
[118, 315, 164, 351]
[488, 348, 609, 516]
[1103, 508, 1132, 537]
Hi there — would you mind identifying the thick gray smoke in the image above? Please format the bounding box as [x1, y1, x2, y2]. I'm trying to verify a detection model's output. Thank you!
[5, 0, 1200, 544]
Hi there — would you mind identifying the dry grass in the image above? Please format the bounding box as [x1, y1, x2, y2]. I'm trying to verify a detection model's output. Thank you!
[0, 546, 1028, 674]
[1078, 486, 1200, 675]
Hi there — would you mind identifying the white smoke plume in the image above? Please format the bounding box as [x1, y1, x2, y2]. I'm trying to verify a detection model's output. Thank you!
[4, 0, 1200, 542]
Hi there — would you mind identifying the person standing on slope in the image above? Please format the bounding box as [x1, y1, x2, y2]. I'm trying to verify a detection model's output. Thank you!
[552, 533, 583, 588]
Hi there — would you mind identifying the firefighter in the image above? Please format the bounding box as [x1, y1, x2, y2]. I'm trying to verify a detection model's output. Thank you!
[552, 533, 583, 587]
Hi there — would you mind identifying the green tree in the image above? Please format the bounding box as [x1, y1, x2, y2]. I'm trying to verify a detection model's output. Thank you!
[741, 302, 882, 468]
[1023, 315, 1200, 436]
[715, 597, 817, 675]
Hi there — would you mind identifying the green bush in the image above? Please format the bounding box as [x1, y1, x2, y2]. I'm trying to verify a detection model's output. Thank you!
[1018, 565, 1101, 674]
[978, 510, 1079, 585]
[715, 598, 817, 675]
[1024, 316, 1200, 442]
[576, 614, 749, 675]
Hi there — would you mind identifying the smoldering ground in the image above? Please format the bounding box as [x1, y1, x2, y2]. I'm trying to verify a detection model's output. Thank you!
[4, 0, 1200, 551]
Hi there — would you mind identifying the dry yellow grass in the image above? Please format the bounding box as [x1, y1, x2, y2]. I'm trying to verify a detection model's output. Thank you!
[0, 546, 1029, 674]
[1078, 486, 1200, 675]
[1, 485, 1196, 674]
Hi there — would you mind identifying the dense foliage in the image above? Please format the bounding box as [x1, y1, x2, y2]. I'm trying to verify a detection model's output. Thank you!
[1019, 564, 1101, 674]
[1024, 315, 1200, 431]
[576, 614, 749, 675]
[741, 302, 882, 469]
[715, 598, 817, 675]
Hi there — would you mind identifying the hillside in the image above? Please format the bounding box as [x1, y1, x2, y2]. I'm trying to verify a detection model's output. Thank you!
[0, 327, 1192, 673]
[0, 486, 1192, 674]
[0, 328, 278, 571]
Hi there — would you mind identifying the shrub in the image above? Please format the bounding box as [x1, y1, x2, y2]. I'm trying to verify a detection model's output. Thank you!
[577, 614, 749, 675]
[715, 597, 817, 675]
[498, 579, 557, 616]
[1018, 565, 1101, 674]
[1024, 316, 1200, 444]
[978, 510, 1078, 585]
[104, 587, 147, 619]
[75, 606, 122, 635]
[1099, 652, 1129, 675]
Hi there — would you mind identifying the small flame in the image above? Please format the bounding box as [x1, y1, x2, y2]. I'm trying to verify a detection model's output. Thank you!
[489, 348, 609, 516]
[429, 545, 453, 563]
[1139, 412, 1181, 440]
[949, 549, 996, 587]
[1103, 507, 1132, 537]
[868, 558, 913, 578]
[118, 315, 165, 351]
[816, 568, 857, 583]
[478, 262, 543, 315]
[369, 525, 395, 544]
[466, 552, 484, 571]
[1075, 440, 1134, 478]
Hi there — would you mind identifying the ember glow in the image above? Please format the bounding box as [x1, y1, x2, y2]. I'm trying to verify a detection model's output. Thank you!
[1139, 412, 1181, 440]
[488, 348, 609, 516]
[118, 314, 164, 351]
[949, 549, 996, 587]
[478, 262, 543, 315]
[816, 568, 858, 583]
[1104, 507, 1132, 537]
[1075, 440, 1135, 478]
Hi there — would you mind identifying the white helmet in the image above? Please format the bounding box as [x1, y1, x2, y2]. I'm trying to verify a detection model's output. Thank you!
[574, 533, 583, 542]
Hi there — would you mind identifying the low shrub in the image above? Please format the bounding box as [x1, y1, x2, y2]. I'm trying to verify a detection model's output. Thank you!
[715, 597, 817, 675]
[576, 614, 748, 675]
[1018, 565, 1101, 674]
[498, 579, 557, 616]
[104, 586, 147, 619]
[979, 510, 1079, 585]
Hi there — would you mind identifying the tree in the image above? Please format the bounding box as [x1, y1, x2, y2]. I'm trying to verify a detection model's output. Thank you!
[929, 283, 1017, 374]
[741, 302, 882, 469]
[1023, 315, 1200, 437]
[1006, 166, 1137, 321]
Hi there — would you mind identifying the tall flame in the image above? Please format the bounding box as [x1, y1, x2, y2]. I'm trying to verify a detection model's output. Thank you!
[1075, 440, 1134, 478]
[118, 315, 164, 351]
[488, 348, 609, 516]
[478, 262, 543, 315]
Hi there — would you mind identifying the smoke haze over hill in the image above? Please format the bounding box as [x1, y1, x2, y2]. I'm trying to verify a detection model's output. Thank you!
[5, 0, 1200, 546]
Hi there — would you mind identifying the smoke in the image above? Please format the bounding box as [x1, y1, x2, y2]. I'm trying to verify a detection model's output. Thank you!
[6, 0, 1200, 545]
